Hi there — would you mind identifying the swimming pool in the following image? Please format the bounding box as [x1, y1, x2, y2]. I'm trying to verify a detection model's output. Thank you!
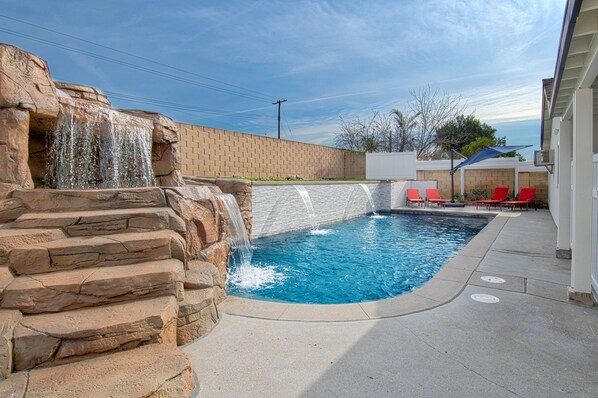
[227, 213, 491, 304]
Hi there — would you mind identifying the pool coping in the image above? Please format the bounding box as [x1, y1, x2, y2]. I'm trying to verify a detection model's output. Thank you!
[219, 210, 513, 322]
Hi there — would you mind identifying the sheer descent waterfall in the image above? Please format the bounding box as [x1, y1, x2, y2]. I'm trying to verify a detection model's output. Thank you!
[216, 194, 253, 269]
[46, 100, 155, 189]
[294, 185, 319, 230]
[359, 184, 378, 215]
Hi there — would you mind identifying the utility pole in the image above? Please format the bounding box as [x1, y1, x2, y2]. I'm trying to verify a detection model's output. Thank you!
[272, 99, 287, 139]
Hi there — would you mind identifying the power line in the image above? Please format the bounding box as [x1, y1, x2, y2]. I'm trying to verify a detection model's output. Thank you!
[281, 108, 294, 140]
[0, 27, 271, 103]
[103, 91, 272, 121]
[0, 14, 274, 102]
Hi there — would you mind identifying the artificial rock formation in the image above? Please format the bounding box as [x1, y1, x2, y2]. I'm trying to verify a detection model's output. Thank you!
[54, 81, 111, 107]
[0, 186, 229, 395]
[0, 44, 59, 118]
[0, 43, 185, 188]
[184, 176, 253, 237]
[0, 44, 59, 192]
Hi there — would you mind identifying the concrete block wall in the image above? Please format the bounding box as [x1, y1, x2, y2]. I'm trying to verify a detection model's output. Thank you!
[518, 172, 549, 203]
[464, 169, 516, 198]
[177, 122, 365, 179]
[416, 170, 459, 199]
[251, 182, 390, 239]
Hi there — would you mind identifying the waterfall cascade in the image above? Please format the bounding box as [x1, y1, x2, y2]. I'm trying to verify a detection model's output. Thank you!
[45, 99, 155, 189]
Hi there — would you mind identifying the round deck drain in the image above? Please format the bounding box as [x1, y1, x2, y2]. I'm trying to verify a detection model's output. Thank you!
[470, 294, 500, 303]
[480, 276, 506, 284]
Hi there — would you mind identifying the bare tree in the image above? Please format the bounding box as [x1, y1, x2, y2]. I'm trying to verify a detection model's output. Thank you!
[408, 86, 465, 159]
[334, 112, 387, 152]
[390, 109, 419, 152]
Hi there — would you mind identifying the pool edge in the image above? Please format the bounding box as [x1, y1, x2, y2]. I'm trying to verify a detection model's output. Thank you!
[220, 211, 513, 322]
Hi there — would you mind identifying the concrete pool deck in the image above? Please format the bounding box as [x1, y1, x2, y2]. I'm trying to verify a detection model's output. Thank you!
[183, 209, 598, 397]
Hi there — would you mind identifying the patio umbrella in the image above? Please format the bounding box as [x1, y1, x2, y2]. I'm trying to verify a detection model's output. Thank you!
[450, 145, 532, 173]
[446, 145, 531, 206]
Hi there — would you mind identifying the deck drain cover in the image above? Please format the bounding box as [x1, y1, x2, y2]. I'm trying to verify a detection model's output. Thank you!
[470, 294, 500, 303]
[481, 276, 506, 284]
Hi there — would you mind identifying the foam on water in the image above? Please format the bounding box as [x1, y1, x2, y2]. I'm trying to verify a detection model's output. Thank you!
[310, 228, 334, 235]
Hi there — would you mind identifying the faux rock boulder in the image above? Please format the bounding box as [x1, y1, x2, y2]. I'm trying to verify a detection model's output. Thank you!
[54, 81, 111, 107]
[165, 186, 223, 259]
[0, 108, 34, 189]
[0, 44, 59, 118]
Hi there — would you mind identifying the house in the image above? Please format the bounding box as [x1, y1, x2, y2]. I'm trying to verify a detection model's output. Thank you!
[541, 0, 598, 304]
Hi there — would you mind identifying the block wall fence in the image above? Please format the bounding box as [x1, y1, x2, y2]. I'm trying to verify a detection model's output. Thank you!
[177, 122, 365, 179]
[176, 122, 547, 203]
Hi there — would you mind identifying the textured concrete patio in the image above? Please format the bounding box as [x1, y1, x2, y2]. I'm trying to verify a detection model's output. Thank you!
[183, 210, 598, 398]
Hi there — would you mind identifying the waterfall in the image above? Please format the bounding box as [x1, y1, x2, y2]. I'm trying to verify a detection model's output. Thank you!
[217, 193, 282, 290]
[294, 185, 319, 230]
[359, 184, 378, 215]
[216, 194, 253, 269]
[46, 100, 155, 189]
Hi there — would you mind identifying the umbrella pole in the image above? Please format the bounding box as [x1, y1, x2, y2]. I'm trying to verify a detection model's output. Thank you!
[450, 149, 455, 202]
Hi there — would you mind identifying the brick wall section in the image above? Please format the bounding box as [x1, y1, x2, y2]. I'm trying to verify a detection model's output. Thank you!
[417, 168, 548, 202]
[178, 122, 366, 179]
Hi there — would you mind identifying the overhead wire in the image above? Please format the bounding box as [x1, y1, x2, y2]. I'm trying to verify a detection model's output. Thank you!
[281, 108, 295, 140]
[0, 14, 274, 102]
[0, 27, 272, 103]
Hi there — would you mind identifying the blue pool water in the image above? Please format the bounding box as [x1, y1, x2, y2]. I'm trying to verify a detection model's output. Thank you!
[228, 213, 491, 304]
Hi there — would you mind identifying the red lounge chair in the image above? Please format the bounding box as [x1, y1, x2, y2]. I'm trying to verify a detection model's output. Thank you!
[425, 189, 447, 207]
[474, 187, 509, 209]
[406, 189, 425, 207]
[500, 187, 536, 210]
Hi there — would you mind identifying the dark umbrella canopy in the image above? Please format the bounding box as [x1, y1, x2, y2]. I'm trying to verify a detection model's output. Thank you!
[450, 145, 532, 173]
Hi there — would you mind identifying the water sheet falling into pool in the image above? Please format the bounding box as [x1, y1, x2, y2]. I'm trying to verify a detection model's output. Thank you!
[293, 185, 319, 230]
[359, 184, 378, 215]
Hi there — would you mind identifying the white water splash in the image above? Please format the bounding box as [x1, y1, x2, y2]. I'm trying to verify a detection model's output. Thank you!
[227, 264, 285, 290]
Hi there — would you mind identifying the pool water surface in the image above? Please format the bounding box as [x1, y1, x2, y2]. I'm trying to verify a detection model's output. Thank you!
[228, 213, 491, 304]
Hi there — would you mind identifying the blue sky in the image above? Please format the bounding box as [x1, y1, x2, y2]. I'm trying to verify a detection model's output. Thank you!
[0, 1, 565, 159]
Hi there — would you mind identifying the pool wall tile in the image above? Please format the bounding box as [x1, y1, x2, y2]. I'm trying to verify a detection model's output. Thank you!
[252, 183, 391, 239]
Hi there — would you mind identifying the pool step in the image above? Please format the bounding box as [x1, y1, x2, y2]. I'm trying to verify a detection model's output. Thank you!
[11, 187, 167, 212]
[12, 207, 186, 237]
[12, 295, 178, 371]
[0, 229, 66, 266]
[0, 344, 196, 397]
[1, 259, 185, 314]
[8, 230, 185, 275]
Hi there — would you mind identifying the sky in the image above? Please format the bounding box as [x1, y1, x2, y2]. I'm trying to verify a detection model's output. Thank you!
[0, 0, 566, 159]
